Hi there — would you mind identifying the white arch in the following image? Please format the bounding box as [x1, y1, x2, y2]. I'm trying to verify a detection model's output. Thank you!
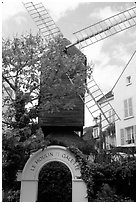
[22, 145, 81, 180]
[20, 145, 88, 202]
[37, 159, 73, 181]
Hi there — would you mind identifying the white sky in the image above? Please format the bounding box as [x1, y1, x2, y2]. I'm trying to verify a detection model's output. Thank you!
[2, 0, 136, 127]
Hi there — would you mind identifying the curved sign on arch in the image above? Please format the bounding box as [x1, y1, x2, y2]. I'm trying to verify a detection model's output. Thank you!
[20, 145, 88, 202]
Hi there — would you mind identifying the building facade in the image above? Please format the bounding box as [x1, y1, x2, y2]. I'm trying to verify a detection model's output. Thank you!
[94, 52, 136, 149]
[112, 54, 136, 147]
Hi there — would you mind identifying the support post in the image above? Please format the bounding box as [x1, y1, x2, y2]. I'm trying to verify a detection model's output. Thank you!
[72, 179, 88, 202]
[20, 180, 38, 202]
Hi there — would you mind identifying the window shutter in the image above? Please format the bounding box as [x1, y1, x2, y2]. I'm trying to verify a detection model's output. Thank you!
[120, 129, 125, 145]
[124, 99, 128, 118]
[128, 98, 133, 116]
[133, 125, 136, 143]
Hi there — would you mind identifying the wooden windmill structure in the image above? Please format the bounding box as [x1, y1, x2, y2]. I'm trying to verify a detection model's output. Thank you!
[23, 2, 136, 137]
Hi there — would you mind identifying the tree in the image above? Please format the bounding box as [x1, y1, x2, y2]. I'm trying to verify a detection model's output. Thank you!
[2, 33, 93, 200]
[39, 36, 93, 113]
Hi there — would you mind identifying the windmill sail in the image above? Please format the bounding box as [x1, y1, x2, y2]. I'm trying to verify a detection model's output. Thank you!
[23, 2, 62, 41]
[85, 78, 120, 130]
[68, 74, 120, 130]
[66, 6, 136, 49]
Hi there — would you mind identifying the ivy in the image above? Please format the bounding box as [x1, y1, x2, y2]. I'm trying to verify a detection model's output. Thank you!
[69, 146, 136, 201]
[69, 146, 94, 198]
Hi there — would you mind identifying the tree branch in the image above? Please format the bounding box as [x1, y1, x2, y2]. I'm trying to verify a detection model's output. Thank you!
[2, 74, 16, 91]
[28, 96, 39, 104]
[2, 121, 13, 126]
[3, 84, 14, 101]
[29, 84, 40, 95]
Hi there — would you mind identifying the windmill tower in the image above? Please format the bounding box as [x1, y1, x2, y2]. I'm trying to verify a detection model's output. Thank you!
[23, 2, 136, 138]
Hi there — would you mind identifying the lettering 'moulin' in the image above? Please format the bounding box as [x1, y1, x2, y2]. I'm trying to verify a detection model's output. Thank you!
[30, 150, 79, 172]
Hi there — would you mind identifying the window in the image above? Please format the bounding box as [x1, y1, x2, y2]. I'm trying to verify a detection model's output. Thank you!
[126, 76, 131, 85]
[124, 98, 133, 118]
[120, 126, 136, 146]
[125, 126, 135, 144]
[93, 127, 99, 139]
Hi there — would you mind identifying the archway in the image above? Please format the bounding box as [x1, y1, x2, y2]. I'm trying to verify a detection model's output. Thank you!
[37, 161, 72, 202]
[20, 145, 88, 202]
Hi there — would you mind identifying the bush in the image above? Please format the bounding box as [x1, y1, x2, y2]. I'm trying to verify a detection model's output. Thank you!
[94, 183, 133, 202]
[69, 146, 136, 202]
[3, 189, 20, 202]
[3, 145, 136, 202]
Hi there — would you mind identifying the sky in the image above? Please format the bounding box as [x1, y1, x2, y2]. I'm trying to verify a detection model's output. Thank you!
[2, 0, 136, 127]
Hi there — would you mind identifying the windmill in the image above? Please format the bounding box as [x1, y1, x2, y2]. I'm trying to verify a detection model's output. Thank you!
[22, 2, 136, 136]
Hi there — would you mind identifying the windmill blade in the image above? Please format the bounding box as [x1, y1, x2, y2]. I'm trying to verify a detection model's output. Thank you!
[67, 73, 120, 131]
[23, 2, 63, 41]
[84, 78, 120, 130]
[66, 6, 136, 49]
[81, 78, 120, 130]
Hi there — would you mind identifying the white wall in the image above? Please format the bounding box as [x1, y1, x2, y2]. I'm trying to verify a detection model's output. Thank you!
[112, 55, 136, 146]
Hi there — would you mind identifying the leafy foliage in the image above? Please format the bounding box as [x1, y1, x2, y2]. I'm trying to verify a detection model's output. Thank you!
[104, 122, 115, 137]
[69, 146, 136, 202]
[94, 183, 132, 202]
[40, 37, 92, 113]
[2, 33, 92, 200]
[37, 161, 72, 202]
[2, 189, 20, 202]
[2, 33, 135, 202]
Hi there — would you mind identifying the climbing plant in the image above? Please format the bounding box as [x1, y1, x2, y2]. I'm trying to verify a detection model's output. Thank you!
[69, 146, 136, 202]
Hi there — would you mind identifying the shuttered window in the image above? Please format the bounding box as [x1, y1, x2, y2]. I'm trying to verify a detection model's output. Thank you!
[125, 126, 135, 144]
[124, 98, 133, 118]
[120, 129, 125, 145]
[124, 99, 128, 118]
[128, 98, 133, 116]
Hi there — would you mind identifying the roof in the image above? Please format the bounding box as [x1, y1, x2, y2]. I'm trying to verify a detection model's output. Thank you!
[111, 51, 136, 91]
[46, 131, 96, 154]
[63, 38, 86, 59]
[97, 90, 114, 104]
[83, 125, 98, 133]
[97, 51, 136, 104]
